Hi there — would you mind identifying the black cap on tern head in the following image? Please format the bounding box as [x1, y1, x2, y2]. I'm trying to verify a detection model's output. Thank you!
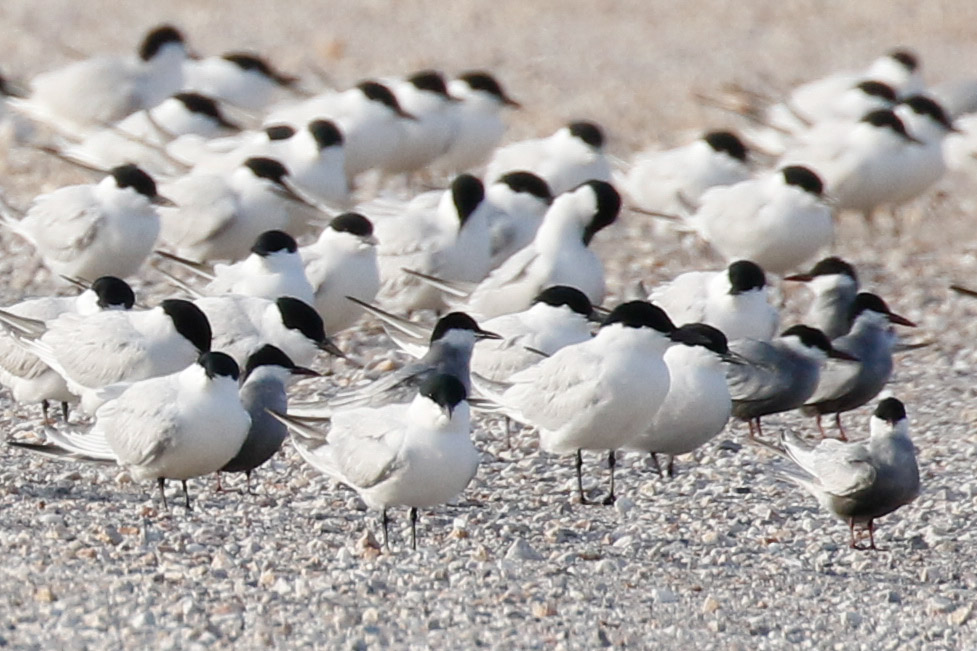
[264, 124, 297, 141]
[356, 80, 411, 117]
[855, 80, 897, 102]
[276, 297, 327, 344]
[457, 71, 519, 107]
[533, 285, 593, 317]
[330, 212, 373, 237]
[139, 25, 186, 61]
[198, 351, 240, 381]
[567, 121, 604, 149]
[419, 373, 467, 416]
[781, 165, 823, 197]
[795, 256, 858, 283]
[173, 92, 238, 129]
[672, 323, 729, 355]
[861, 109, 913, 139]
[161, 299, 212, 353]
[498, 171, 552, 203]
[780, 325, 833, 354]
[901, 95, 955, 131]
[727, 260, 767, 295]
[888, 49, 919, 72]
[307, 119, 344, 149]
[110, 164, 158, 199]
[602, 300, 676, 335]
[850, 292, 916, 326]
[242, 344, 317, 381]
[251, 230, 297, 256]
[874, 397, 907, 424]
[450, 174, 485, 224]
[222, 52, 298, 86]
[244, 157, 290, 185]
[91, 276, 136, 310]
[408, 70, 451, 98]
[430, 312, 484, 343]
[580, 180, 621, 245]
[704, 130, 748, 162]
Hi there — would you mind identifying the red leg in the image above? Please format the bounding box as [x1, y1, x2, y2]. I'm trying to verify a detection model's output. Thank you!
[816, 414, 827, 439]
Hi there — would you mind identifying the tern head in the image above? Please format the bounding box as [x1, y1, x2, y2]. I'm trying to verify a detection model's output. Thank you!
[900, 95, 957, 132]
[888, 49, 919, 73]
[854, 80, 896, 103]
[497, 171, 553, 205]
[198, 351, 240, 381]
[139, 25, 187, 61]
[407, 70, 454, 100]
[244, 157, 291, 185]
[275, 297, 344, 357]
[850, 292, 916, 327]
[577, 180, 620, 245]
[567, 121, 605, 150]
[222, 52, 298, 87]
[456, 71, 519, 107]
[672, 323, 740, 363]
[109, 164, 171, 205]
[780, 325, 856, 362]
[172, 92, 239, 130]
[307, 119, 344, 150]
[329, 212, 375, 241]
[871, 397, 910, 441]
[704, 130, 748, 162]
[250, 230, 298, 257]
[780, 165, 824, 197]
[785, 256, 858, 285]
[161, 299, 212, 354]
[430, 312, 501, 344]
[264, 124, 297, 141]
[450, 174, 486, 226]
[533, 285, 596, 320]
[419, 373, 468, 418]
[91, 276, 136, 310]
[242, 344, 318, 383]
[602, 301, 676, 338]
[860, 109, 919, 143]
[356, 80, 415, 120]
[726, 260, 767, 295]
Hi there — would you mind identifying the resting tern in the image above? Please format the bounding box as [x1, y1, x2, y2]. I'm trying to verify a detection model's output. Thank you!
[382, 70, 461, 176]
[0, 164, 167, 281]
[489, 301, 677, 504]
[435, 71, 519, 174]
[777, 397, 920, 550]
[802, 293, 915, 438]
[0, 276, 135, 421]
[726, 325, 856, 439]
[14, 351, 250, 510]
[483, 171, 553, 269]
[273, 373, 478, 549]
[647, 259, 779, 341]
[300, 212, 380, 334]
[182, 52, 298, 112]
[785, 257, 860, 339]
[201, 230, 315, 304]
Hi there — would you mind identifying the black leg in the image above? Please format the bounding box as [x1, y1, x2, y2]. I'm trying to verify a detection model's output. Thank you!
[815, 414, 826, 438]
[182, 480, 192, 510]
[61, 401, 70, 423]
[755, 418, 764, 439]
[157, 477, 168, 510]
[602, 450, 617, 505]
[409, 507, 418, 551]
[381, 508, 390, 549]
[835, 413, 848, 441]
[649, 452, 663, 478]
[41, 399, 50, 423]
[504, 416, 512, 449]
[575, 449, 589, 504]
[666, 455, 675, 479]
[246, 470, 254, 495]
[746, 419, 756, 440]
[215, 472, 224, 493]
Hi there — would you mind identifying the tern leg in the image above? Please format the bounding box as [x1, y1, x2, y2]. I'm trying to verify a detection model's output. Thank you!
[504, 416, 512, 449]
[60, 401, 70, 423]
[602, 451, 617, 505]
[815, 415, 827, 439]
[182, 480, 192, 510]
[41, 400, 52, 425]
[867, 519, 878, 551]
[409, 507, 418, 551]
[755, 418, 764, 439]
[245, 470, 254, 495]
[575, 449, 590, 504]
[157, 478, 169, 510]
[666, 455, 675, 479]
[848, 519, 858, 549]
[215, 472, 224, 492]
[649, 453, 664, 478]
[380, 509, 390, 549]
[835, 413, 848, 441]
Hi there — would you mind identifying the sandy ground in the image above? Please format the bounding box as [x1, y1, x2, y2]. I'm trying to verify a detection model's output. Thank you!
[0, 1, 977, 649]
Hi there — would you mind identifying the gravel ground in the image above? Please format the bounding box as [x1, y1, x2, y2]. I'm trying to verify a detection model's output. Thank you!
[1, 2, 977, 649]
